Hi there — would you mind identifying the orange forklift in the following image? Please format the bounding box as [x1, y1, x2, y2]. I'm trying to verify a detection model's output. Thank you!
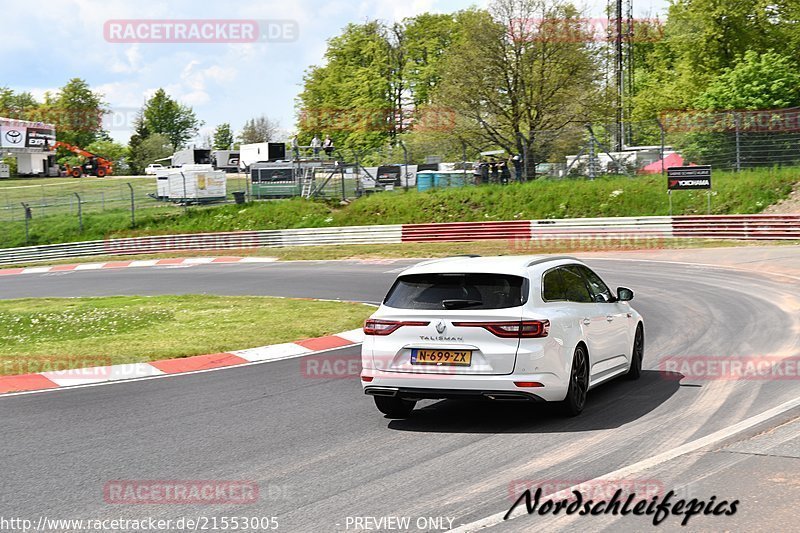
[53, 141, 114, 177]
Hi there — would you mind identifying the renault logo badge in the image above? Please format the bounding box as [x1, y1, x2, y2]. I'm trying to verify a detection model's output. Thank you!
[436, 321, 446, 334]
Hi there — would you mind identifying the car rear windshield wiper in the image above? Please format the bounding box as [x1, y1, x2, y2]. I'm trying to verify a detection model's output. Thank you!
[442, 299, 483, 309]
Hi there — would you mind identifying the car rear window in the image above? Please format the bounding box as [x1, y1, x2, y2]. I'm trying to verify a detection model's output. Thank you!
[384, 273, 528, 310]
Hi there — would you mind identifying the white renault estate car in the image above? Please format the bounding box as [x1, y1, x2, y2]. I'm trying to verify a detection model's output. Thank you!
[361, 256, 644, 417]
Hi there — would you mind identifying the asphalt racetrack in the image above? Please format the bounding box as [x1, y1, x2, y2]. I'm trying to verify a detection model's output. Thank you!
[1, 253, 799, 532]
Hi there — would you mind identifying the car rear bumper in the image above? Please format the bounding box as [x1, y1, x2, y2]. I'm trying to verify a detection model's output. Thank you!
[361, 370, 569, 402]
[364, 386, 546, 402]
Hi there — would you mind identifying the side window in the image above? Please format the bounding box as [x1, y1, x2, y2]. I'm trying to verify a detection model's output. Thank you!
[561, 266, 594, 303]
[542, 268, 567, 301]
[577, 266, 613, 303]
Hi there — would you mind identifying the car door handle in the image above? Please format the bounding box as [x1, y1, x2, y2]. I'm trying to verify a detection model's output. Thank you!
[606, 315, 614, 322]
[583, 318, 591, 325]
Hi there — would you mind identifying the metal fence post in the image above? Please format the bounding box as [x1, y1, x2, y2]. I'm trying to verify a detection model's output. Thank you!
[21, 202, 31, 244]
[657, 118, 666, 175]
[399, 140, 409, 191]
[735, 112, 741, 172]
[181, 172, 188, 212]
[127, 182, 135, 227]
[461, 141, 468, 185]
[74, 192, 83, 232]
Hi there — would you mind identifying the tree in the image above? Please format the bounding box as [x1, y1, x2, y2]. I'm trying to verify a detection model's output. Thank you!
[630, 0, 799, 123]
[43, 78, 108, 148]
[128, 133, 173, 174]
[678, 51, 800, 168]
[694, 51, 800, 111]
[213, 123, 234, 149]
[295, 16, 463, 157]
[402, 13, 460, 108]
[0, 88, 39, 120]
[297, 21, 394, 154]
[142, 89, 201, 149]
[239, 115, 279, 144]
[434, 1, 604, 180]
[126, 113, 151, 175]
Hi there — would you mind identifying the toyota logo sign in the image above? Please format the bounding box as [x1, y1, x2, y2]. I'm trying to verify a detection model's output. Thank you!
[5, 130, 22, 144]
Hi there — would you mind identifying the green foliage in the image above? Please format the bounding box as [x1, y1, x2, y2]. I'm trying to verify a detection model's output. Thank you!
[675, 51, 800, 167]
[51, 78, 108, 147]
[631, 0, 800, 122]
[0, 87, 39, 120]
[213, 123, 235, 149]
[434, 2, 604, 178]
[693, 51, 800, 111]
[297, 21, 395, 154]
[142, 89, 201, 149]
[1, 156, 17, 177]
[132, 134, 172, 171]
[402, 13, 461, 108]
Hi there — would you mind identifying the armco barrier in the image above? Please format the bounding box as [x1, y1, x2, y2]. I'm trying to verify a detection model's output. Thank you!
[672, 214, 800, 239]
[0, 215, 797, 266]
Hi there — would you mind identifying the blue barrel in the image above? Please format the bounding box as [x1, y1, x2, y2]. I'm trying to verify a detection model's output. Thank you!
[448, 173, 465, 188]
[416, 171, 434, 192]
[433, 172, 449, 188]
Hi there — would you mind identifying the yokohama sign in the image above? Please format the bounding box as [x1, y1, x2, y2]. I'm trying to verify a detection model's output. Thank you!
[667, 166, 712, 190]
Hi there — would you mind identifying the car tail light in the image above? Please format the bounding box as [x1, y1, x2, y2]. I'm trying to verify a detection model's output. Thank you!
[361, 375, 374, 382]
[452, 320, 550, 338]
[514, 381, 544, 387]
[363, 319, 430, 336]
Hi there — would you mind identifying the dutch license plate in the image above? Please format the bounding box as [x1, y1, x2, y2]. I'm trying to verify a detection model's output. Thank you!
[411, 349, 472, 366]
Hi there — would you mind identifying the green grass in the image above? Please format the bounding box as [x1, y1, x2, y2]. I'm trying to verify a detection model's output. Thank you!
[0, 295, 371, 375]
[0, 167, 796, 249]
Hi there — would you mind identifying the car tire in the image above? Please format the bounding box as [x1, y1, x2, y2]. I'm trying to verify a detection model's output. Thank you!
[374, 396, 416, 418]
[626, 324, 644, 380]
[560, 345, 589, 417]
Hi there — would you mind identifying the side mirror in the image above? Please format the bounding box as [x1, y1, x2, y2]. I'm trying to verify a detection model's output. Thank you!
[617, 287, 634, 301]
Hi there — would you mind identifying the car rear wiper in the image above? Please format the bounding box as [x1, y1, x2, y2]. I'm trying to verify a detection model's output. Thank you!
[442, 299, 483, 309]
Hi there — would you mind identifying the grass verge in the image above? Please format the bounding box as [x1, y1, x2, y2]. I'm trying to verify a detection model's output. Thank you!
[0, 295, 371, 375]
[0, 167, 797, 249]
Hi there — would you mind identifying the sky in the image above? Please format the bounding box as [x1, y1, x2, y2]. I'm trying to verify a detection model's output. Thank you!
[2, 0, 669, 146]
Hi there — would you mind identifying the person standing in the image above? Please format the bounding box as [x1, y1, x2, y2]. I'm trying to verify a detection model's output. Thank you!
[323, 135, 334, 158]
[499, 160, 510, 185]
[311, 134, 322, 158]
[480, 160, 489, 185]
[291, 134, 300, 159]
[512, 154, 522, 181]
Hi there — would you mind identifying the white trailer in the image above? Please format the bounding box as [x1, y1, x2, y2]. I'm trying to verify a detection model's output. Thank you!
[211, 150, 240, 172]
[165, 165, 227, 203]
[171, 149, 212, 167]
[239, 143, 272, 171]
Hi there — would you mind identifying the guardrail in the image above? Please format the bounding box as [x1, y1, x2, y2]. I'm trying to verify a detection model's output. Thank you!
[0, 215, 797, 266]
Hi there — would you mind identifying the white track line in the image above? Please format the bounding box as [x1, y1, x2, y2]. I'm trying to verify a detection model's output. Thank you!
[449, 393, 800, 532]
